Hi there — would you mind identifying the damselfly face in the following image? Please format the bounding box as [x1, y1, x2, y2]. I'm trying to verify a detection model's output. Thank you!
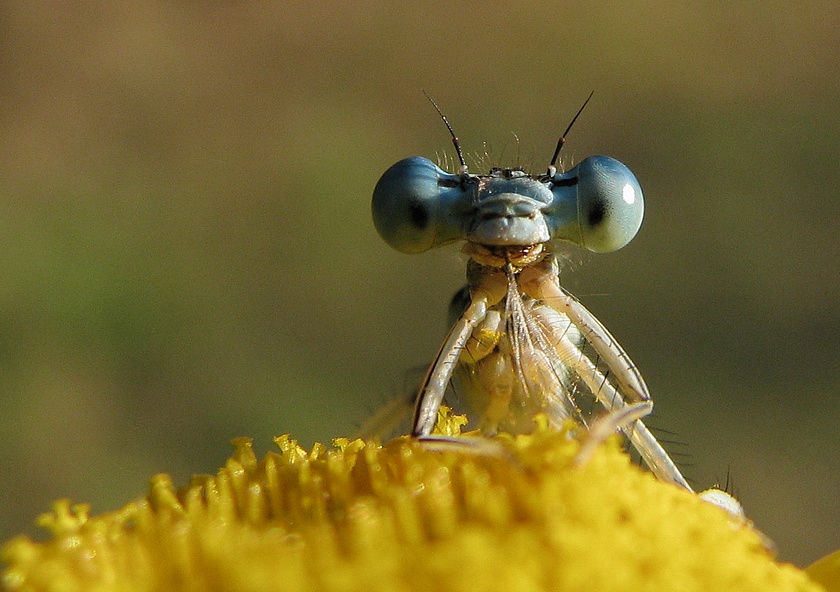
[368, 102, 691, 491]
[372, 155, 643, 258]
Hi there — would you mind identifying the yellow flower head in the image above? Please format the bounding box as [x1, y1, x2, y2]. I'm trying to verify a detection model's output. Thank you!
[1, 411, 824, 592]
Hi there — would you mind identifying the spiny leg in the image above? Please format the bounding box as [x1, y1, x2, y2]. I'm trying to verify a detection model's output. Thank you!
[532, 304, 693, 490]
[519, 258, 649, 402]
[575, 401, 653, 467]
[412, 295, 490, 437]
[414, 265, 510, 437]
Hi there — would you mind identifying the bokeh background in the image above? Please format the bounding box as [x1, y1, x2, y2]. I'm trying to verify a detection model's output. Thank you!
[1, 2, 837, 567]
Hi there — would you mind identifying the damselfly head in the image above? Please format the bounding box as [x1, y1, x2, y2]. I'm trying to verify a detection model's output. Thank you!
[372, 156, 644, 257]
[372, 94, 644, 259]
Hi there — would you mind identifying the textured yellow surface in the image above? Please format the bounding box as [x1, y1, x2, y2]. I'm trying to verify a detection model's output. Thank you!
[807, 548, 840, 592]
[1, 414, 824, 592]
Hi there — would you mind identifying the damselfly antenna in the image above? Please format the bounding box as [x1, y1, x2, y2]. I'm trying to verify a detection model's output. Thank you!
[548, 90, 595, 172]
[423, 91, 467, 172]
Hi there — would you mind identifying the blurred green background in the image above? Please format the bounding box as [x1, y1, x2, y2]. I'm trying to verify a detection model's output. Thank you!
[0, 1, 837, 567]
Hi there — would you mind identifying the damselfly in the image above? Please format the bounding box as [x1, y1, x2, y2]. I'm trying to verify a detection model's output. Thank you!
[369, 96, 692, 491]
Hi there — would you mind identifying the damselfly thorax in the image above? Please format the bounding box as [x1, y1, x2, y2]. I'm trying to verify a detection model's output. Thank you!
[446, 253, 624, 437]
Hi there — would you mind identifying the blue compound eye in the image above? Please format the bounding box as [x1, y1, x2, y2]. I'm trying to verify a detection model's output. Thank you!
[371, 157, 465, 254]
[549, 156, 644, 253]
